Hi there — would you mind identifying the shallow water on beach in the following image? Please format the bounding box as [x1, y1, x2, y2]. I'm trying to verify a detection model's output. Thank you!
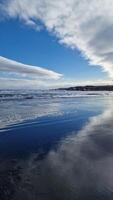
[0, 90, 113, 200]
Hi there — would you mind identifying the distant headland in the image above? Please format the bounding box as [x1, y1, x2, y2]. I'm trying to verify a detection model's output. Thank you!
[58, 85, 113, 91]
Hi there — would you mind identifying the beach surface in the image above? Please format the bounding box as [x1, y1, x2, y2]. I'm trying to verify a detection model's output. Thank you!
[0, 90, 113, 200]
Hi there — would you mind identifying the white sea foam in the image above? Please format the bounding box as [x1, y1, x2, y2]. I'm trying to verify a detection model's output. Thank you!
[0, 90, 112, 101]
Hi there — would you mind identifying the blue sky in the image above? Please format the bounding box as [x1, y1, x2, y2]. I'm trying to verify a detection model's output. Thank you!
[0, 0, 113, 88]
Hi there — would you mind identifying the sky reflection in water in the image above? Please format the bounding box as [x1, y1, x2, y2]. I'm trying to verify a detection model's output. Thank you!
[0, 94, 113, 200]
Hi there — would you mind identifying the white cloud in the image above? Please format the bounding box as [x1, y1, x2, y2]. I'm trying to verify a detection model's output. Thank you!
[1, 76, 113, 89]
[0, 77, 47, 89]
[0, 56, 62, 80]
[1, 0, 113, 77]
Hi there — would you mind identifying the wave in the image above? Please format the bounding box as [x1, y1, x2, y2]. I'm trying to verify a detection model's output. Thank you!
[0, 90, 112, 101]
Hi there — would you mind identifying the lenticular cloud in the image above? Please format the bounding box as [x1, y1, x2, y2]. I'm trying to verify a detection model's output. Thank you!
[0, 56, 62, 80]
[1, 0, 113, 77]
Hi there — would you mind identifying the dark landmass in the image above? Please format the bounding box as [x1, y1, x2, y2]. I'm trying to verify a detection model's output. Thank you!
[58, 85, 113, 91]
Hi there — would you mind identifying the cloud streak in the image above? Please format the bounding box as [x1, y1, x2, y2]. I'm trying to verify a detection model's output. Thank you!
[1, 0, 113, 77]
[0, 56, 62, 80]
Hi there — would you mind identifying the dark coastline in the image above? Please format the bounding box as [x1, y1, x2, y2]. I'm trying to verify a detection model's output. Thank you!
[58, 85, 113, 91]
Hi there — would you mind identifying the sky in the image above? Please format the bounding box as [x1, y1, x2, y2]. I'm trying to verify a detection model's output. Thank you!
[0, 0, 113, 89]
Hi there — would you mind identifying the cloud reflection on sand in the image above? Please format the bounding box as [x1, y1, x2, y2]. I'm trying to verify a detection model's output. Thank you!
[47, 103, 113, 200]
[0, 98, 113, 200]
[3, 100, 113, 200]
